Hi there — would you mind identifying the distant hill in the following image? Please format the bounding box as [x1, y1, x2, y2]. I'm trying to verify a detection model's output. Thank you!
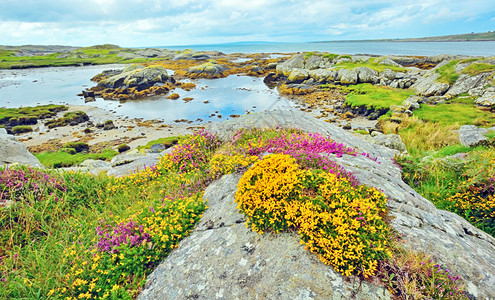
[397, 31, 495, 42]
[314, 31, 495, 43]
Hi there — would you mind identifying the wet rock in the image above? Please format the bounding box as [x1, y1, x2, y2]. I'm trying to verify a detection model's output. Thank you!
[103, 120, 116, 130]
[458, 125, 488, 147]
[99, 65, 169, 90]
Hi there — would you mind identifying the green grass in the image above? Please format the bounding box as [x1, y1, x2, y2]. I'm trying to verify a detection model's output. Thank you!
[0, 46, 159, 69]
[342, 83, 414, 109]
[461, 62, 495, 76]
[35, 148, 118, 168]
[413, 98, 495, 127]
[0, 105, 67, 126]
[136, 136, 182, 151]
[334, 57, 408, 73]
[11, 125, 32, 134]
[435, 60, 460, 84]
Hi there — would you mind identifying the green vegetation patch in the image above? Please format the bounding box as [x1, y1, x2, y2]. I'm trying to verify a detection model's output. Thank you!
[136, 136, 181, 151]
[461, 62, 495, 76]
[334, 57, 408, 73]
[342, 83, 414, 110]
[11, 125, 33, 134]
[35, 148, 118, 168]
[0, 104, 67, 126]
[413, 97, 495, 127]
[435, 60, 460, 84]
[45, 111, 89, 128]
[0, 45, 159, 69]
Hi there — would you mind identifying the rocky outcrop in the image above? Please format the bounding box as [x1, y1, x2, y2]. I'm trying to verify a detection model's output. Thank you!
[474, 88, 495, 107]
[186, 62, 229, 79]
[411, 71, 450, 96]
[446, 73, 489, 97]
[0, 129, 43, 168]
[458, 125, 489, 147]
[199, 111, 495, 299]
[99, 65, 169, 90]
[139, 174, 391, 300]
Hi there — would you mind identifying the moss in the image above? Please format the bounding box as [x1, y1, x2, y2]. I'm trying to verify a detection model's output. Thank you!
[60, 148, 77, 155]
[304, 52, 315, 59]
[117, 143, 130, 153]
[322, 53, 338, 61]
[11, 125, 33, 134]
[63, 142, 89, 153]
[343, 83, 414, 110]
[45, 111, 89, 128]
[435, 60, 460, 84]
[35, 148, 118, 168]
[0, 105, 67, 126]
[333, 57, 407, 73]
[461, 63, 495, 76]
[136, 136, 181, 151]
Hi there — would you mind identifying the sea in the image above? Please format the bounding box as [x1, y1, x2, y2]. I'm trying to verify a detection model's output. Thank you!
[161, 41, 495, 57]
[1, 41, 494, 122]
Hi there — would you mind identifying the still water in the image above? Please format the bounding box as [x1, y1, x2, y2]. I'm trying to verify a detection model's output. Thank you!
[0, 65, 291, 122]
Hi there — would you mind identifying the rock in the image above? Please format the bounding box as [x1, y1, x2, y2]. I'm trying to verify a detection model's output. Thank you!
[138, 175, 391, 300]
[337, 68, 358, 84]
[380, 69, 396, 80]
[287, 68, 309, 83]
[187, 62, 229, 78]
[411, 71, 450, 96]
[276, 53, 305, 77]
[474, 89, 495, 107]
[103, 120, 116, 130]
[99, 65, 168, 90]
[204, 111, 495, 300]
[75, 159, 112, 175]
[356, 66, 378, 83]
[377, 58, 401, 67]
[446, 73, 489, 97]
[370, 133, 407, 152]
[304, 54, 324, 70]
[308, 69, 338, 82]
[0, 131, 43, 168]
[108, 153, 162, 177]
[458, 125, 488, 147]
[150, 143, 166, 153]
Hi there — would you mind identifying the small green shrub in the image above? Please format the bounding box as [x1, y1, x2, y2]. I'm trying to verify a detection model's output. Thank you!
[64, 142, 89, 153]
[60, 148, 76, 155]
[11, 125, 32, 134]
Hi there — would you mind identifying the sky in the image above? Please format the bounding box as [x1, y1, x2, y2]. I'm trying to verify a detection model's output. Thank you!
[0, 0, 494, 47]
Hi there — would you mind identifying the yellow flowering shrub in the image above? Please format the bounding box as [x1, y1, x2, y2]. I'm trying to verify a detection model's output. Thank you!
[208, 154, 259, 178]
[235, 154, 392, 278]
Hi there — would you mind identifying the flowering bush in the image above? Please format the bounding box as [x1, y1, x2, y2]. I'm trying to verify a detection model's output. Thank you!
[236, 154, 391, 278]
[208, 154, 259, 179]
[56, 192, 206, 299]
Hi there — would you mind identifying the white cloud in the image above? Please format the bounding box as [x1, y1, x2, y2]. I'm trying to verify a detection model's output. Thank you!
[0, 0, 494, 46]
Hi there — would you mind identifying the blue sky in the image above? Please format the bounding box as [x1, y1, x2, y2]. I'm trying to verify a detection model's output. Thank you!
[0, 0, 494, 47]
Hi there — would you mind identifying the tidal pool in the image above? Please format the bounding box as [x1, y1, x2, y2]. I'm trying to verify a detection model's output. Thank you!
[0, 65, 294, 123]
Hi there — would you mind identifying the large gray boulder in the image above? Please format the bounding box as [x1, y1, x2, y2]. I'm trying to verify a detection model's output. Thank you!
[139, 175, 391, 300]
[99, 65, 168, 90]
[187, 62, 229, 78]
[369, 133, 407, 152]
[287, 68, 309, 83]
[337, 68, 358, 84]
[356, 66, 379, 83]
[308, 68, 338, 82]
[203, 111, 495, 299]
[0, 130, 42, 168]
[458, 125, 488, 147]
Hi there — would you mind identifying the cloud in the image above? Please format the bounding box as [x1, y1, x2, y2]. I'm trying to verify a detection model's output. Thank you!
[0, 0, 494, 46]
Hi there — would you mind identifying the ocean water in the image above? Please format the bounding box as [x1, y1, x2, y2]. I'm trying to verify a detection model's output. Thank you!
[163, 41, 495, 57]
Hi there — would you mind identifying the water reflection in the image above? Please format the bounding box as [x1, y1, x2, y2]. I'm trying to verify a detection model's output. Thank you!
[0, 65, 293, 123]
